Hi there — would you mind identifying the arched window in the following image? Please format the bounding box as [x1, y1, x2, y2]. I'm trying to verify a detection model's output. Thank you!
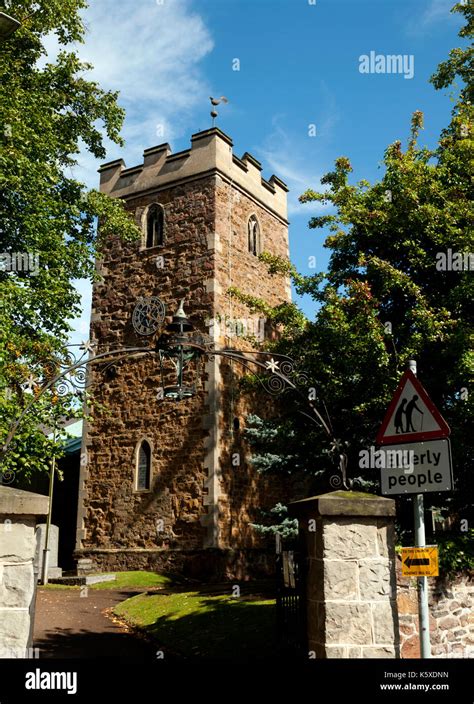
[248, 215, 260, 256]
[136, 440, 151, 491]
[145, 204, 164, 248]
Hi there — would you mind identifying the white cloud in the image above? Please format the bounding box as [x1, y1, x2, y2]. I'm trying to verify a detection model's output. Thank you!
[406, 0, 461, 35]
[421, 0, 454, 25]
[71, 0, 214, 178]
[82, 1, 212, 133]
[67, 278, 93, 348]
[41, 0, 214, 188]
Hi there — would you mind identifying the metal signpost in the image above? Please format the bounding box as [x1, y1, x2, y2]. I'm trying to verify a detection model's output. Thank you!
[376, 360, 452, 659]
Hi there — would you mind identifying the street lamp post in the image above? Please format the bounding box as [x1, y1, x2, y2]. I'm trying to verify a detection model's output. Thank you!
[157, 299, 199, 400]
[0, 12, 20, 40]
[41, 427, 57, 585]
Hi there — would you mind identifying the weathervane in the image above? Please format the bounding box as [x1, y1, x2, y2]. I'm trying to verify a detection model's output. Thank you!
[209, 96, 228, 127]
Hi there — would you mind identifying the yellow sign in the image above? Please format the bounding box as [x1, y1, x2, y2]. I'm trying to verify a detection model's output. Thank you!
[401, 546, 439, 577]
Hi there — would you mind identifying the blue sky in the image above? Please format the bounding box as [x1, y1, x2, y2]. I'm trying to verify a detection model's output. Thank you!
[58, 0, 466, 343]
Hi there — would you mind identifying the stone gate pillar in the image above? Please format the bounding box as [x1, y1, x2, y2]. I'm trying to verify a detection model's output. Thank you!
[290, 490, 400, 658]
[0, 486, 49, 658]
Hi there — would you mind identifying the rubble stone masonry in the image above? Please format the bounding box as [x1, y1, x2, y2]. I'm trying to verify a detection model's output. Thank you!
[397, 564, 473, 658]
[75, 129, 291, 579]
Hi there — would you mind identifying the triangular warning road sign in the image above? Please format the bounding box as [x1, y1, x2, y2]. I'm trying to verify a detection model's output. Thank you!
[376, 370, 450, 445]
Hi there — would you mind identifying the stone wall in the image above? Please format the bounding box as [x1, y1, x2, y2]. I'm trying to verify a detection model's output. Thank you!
[213, 175, 291, 552]
[0, 487, 48, 658]
[397, 565, 473, 658]
[77, 127, 292, 579]
[77, 547, 275, 581]
[78, 174, 218, 561]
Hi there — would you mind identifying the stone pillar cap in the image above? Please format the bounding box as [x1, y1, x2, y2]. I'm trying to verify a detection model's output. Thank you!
[289, 490, 395, 518]
[0, 486, 49, 516]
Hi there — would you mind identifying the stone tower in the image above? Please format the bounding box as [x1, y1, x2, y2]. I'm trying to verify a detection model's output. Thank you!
[75, 128, 291, 579]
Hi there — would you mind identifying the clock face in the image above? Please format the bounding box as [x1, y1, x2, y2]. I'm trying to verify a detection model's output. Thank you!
[132, 297, 166, 336]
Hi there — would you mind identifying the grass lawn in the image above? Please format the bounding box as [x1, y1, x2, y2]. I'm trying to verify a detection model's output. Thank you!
[42, 571, 172, 591]
[114, 590, 278, 659]
[91, 571, 172, 590]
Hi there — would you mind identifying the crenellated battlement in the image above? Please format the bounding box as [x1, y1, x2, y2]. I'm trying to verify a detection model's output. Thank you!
[98, 128, 288, 220]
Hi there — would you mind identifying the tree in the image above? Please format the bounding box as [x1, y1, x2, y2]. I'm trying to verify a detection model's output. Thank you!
[236, 2, 473, 539]
[0, 1, 140, 481]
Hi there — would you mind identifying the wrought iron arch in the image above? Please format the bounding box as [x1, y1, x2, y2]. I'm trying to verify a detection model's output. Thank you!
[0, 305, 349, 489]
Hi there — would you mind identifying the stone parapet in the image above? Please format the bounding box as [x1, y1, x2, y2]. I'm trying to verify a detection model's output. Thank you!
[98, 128, 288, 222]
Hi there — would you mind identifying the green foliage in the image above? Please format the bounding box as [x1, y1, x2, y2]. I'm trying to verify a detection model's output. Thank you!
[244, 413, 331, 481]
[0, 1, 140, 479]
[42, 570, 173, 590]
[437, 530, 474, 577]
[430, 2, 473, 103]
[250, 502, 298, 539]
[228, 283, 307, 340]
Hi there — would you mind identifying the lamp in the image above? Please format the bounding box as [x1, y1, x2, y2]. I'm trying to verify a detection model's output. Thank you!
[0, 12, 20, 40]
[166, 298, 193, 335]
[157, 300, 201, 400]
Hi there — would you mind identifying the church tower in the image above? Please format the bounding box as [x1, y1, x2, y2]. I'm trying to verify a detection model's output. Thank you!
[75, 127, 291, 579]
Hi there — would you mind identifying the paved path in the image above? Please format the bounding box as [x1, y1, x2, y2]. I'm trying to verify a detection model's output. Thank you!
[33, 588, 156, 659]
